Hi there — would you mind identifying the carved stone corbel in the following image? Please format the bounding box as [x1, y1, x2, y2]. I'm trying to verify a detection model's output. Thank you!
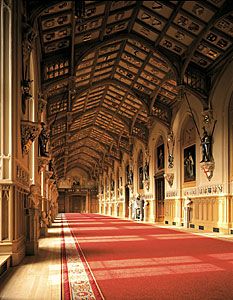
[164, 173, 174, 188]
[38, 156, 51, 172]
[28, 184, 40, 209]
[21, 120, 39, 155]
[200, 161, 215, 181]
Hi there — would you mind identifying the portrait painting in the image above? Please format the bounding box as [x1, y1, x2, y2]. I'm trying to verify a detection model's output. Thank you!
[184, 144, 196, 182]
[139, 166, 143, 189]
[157, 144, 164, 170]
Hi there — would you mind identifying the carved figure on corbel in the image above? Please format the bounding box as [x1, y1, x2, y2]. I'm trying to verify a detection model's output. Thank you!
[38, 93, 47, 116]
[21, 79, 33, 114]
[28, 184, 40, 209]
[38, 122, 50, 157]
[38, 156, 51, 172]
[40, 211, 49, 234]
[21, 120, 39, 155]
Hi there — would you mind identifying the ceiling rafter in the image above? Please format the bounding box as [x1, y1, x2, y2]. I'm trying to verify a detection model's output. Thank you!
[71, 84, 109, 144]
[70, 124, 119, 145]
[68, 137, 109, 153]
[100, 1, 111, 41]
[66, 163, 91, 176]
[75, 78, 150, 112]
[67, 152, 99, 165]
[67, 157, 95, 170]
[75, 32, 179, 79]
[181, 0, 233, 82]
[149, 71, 174, 113]
[69, 145, 102, 160]
[72, 106, 131, 131]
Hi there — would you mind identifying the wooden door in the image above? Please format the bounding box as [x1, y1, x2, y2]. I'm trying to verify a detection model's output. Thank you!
[125, 186, 130, 218]
[155, 176, 165, 221]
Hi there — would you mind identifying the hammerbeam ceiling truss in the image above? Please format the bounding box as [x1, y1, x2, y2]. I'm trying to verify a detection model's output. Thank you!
[29, 0, 233, 179]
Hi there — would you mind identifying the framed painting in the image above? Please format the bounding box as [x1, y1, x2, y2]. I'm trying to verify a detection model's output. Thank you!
[184, 144, 196, 182]
[157, 144, 164, 170]
[139, 166, 143, 189]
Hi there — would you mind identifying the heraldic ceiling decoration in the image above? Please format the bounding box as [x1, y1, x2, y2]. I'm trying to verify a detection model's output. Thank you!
[27, 0, 233, 180]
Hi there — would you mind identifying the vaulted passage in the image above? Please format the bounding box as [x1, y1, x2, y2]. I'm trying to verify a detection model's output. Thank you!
[1, 0, 233, 299]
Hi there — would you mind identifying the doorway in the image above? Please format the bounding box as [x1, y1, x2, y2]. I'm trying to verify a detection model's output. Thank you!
[125, 185, 130, 218]
[71, 195, 86, 212]
[155, 176, 165, 222]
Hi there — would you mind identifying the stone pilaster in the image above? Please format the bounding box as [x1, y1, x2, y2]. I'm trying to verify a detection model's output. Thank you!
[25, 185, 40, 255]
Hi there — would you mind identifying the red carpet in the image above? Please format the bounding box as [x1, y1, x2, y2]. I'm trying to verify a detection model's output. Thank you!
[62, 213, 233, 300]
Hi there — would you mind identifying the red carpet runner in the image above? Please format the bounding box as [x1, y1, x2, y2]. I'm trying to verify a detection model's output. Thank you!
[62, 213, 233, 300]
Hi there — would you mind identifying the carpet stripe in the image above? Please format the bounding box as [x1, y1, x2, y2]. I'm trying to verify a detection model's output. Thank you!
[61, 214, 104, 300]
[61, 218, 71, 300]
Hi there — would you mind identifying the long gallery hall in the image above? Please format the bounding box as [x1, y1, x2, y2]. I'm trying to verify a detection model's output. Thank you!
[0, 0, 233, 299]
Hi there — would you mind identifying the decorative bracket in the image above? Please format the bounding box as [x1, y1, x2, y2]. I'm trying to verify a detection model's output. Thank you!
[28, 184, 40, 209]
[164, 173, 174, 188]
[21, 120, 39, 155]
[38, 156, 51, 172]
[201, 161, 215, 181]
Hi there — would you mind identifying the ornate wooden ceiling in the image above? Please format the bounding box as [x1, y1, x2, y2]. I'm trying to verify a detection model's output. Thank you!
[28, 0, 233, 179]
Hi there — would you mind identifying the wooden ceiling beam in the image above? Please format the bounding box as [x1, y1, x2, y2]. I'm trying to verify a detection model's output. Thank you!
[181, 0, 233, 84]
[75, 78, 150, 112]
[74, 32, 178, 78]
